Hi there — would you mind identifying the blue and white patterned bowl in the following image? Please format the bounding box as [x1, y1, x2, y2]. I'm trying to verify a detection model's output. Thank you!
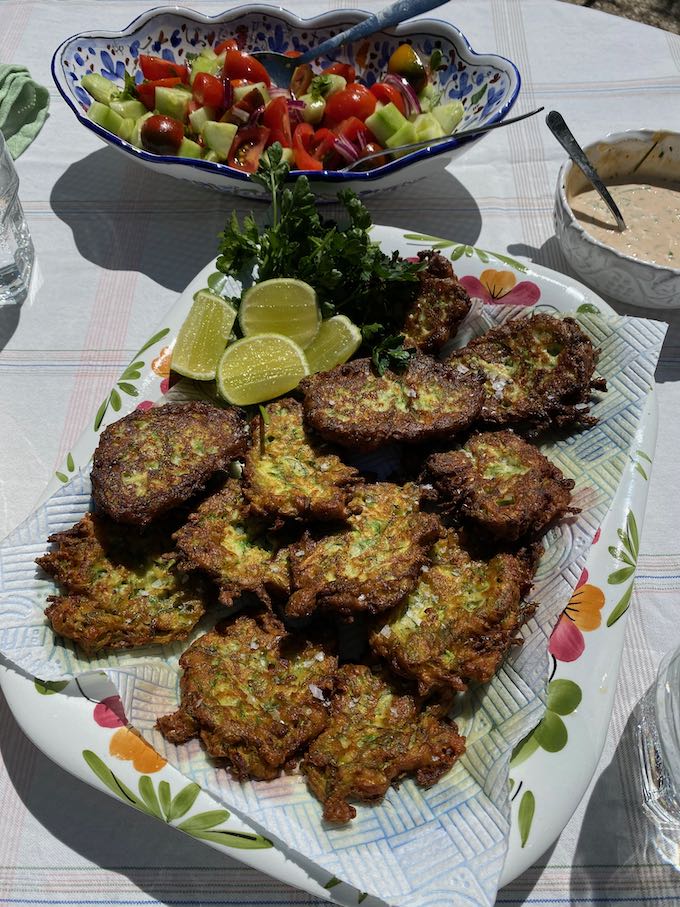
[52, 4, 520, 198]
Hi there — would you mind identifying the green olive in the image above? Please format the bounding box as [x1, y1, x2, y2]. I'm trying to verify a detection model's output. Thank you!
[387, 44, 428, 93]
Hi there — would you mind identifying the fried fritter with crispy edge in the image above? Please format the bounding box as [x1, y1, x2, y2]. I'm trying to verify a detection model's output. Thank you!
[243, 398, 360, 524]
[286, 482, 443, 620]
[302, 664, 465, 823]
[402, 249, 472, 353]
[37, 512, 205, 654]
[370, 530, 540, 696]
[91, 401, 248, 526]
[448, 313, 606, 430]
[299, 353, 484, 453]
[426, 430, 576, 541]
[156, 611, 338, 780]
[173, 479, 290, 608]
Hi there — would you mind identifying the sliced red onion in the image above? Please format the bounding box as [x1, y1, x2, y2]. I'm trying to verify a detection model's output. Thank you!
[287, 99, 305, 110]
[356, 129, 368, 152]
[288, 106, 303, 126]
[248, 104, 265, 126]
[333, 133, 359, 163]
[269, 87, 291, 99]
[231, 106, 250, 123]
[384, 73, 421, 117]
[222, 79, 234, 110]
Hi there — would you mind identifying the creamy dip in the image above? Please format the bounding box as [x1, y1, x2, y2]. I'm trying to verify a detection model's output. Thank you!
[570, 179, 680, 267]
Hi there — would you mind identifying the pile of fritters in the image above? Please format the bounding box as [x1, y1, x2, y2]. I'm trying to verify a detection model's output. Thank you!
[37, 287, 605, 824]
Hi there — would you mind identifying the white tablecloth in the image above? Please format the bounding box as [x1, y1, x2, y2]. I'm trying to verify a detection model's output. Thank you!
[2, 1, 680, 904]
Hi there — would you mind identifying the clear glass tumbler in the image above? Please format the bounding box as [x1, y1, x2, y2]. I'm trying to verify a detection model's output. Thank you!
[0, 130, 34, 305]
[638, 643, 680, 867]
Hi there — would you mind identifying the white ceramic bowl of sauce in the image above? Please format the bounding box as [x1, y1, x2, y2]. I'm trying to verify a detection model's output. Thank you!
[554, 129, 680, 309]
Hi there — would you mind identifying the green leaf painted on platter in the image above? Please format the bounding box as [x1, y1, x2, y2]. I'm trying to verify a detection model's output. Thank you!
[577, 303, 601, 314]
[66, 453, 75, 472]
[117, 382, 139, 397]
[187, 829, 273, 849]
[627, 511, 639, 558]
[82, 750, 150, 814]
[34, 678, 69, 695]
[450, 244, 467, 260]
[324, 877, 342, 890]
[168, 781, 201, 821]
[533, 711, 567, 753]
[403, 232, 448, 245]
[608, 546, 634, 567]
[55, 472, 68, 484]
[158, 780, 172, 821]
[470, 84, 488, 105]
[120, 361, 144, 381]
[518, 790, 535, 848]
[358, 893, 368, 904]
[475, 247, 490, 263]
[635, 463, 648, 480]
[488, 251, 528, 273]
[637, 449, 652, 463]
[608, 566, 636, 585]
[134, 327, 170, 359]
[547, 678, 582, 716]
[110, 389, 122, 412]
[606, 582, 634, 627]
[138, 776, 163, 820]
[94, 398, 109, 431]
[510, 728, 540, 767]
[177, 809, 230, 833]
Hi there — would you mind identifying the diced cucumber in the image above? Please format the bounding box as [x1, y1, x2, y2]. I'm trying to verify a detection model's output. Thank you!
[204, 150, 221, 163]
[130, 111, 153, 148]
[412, 112, 445, 141]
[177, 137, 203, 159]
[365, 102, 408, 145]
[233, 82, 271, 105]
[199, 47, 218, 61]
[385, 120, 417, 150]
[81, 73, 118, 105]
[118, 117, 136, 142]
[432, 101, 464, 135]
[189, 105, 217, 134]
[418, 83, 437, 113]
[324, 74, 346, 97]
[300, 94, 325, 125]
[87, 101, 125, 136]
[110, 98, 147, 120]
[281, 147, 294, 165]
[202, 121, 237, 160]
[189, 53, 223, 83]
[155, 86, 191, 122]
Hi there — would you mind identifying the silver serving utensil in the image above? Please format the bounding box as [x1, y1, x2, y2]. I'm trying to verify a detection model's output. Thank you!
[546, 110, 626, 231]
[340, 107, 545, 172]
[253, 0, 449, 87]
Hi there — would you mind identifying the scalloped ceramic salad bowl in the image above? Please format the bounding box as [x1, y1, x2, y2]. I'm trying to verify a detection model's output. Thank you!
[51, 4, 520, 198]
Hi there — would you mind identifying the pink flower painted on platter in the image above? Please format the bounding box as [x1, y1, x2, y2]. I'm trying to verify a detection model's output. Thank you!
[460, 269, 541, 306]
[549, 568, 605, 663]
[93, 695, 126, 728]
[136, 400, 154, 411]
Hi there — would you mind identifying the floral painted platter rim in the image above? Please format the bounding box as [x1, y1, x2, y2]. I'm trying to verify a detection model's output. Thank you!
[0, 225, 656, 900]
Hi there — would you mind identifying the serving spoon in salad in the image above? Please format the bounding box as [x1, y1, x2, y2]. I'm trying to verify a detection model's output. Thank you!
[253, 0, 450, 87]
[340, 106, 545, 172]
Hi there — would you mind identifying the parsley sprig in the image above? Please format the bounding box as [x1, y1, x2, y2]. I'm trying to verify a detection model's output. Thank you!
[216, 144, 422, 373]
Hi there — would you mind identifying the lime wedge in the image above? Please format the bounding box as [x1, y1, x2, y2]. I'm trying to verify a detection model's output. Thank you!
[216, 333, 309, 406]
[172, 289, 237, 381]
[304, 315, 363, 374]
[239, 278, 321, 348]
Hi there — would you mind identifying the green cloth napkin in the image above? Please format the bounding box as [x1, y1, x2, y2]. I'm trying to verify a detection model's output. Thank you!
[0, 64, 49, 159]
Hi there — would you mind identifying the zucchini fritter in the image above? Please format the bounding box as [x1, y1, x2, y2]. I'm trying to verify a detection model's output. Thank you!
[37, 513, 205, 654]
[302, 664, 465, 823]
[156, 611, 337, 780]
[173, 479, 290, 608]
[402, 250, 472, 353]
[370, 530, 540, 696]
[287, 482, 443, 620]
[426, 430, 576, 541]
[299, 354, 484, 453]
[91, 401, 248, 526]
[448, 314, 605, 430]
[243, 398, 359, 524]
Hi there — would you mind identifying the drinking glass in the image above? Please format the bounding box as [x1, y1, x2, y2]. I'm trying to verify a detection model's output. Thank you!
[0, 131, 34, 305]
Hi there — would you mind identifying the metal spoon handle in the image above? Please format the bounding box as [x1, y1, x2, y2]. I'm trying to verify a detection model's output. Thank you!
[342, 107, 544, 172]
[297, 0, 449, 64]
[546, 110, 625, 231]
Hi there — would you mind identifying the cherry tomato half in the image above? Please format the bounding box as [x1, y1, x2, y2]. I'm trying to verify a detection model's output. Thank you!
[322, 62, 356, 83]
[292, 122, 322, 170]
[355, 141, 387, 170]
[139, 54, 188, 83]
[369, 81, 406, 115]
[136, 77, 182, 111]
[334, 116, 372, 145]
[192, 72, 224, 108]
[262, 97, 292, 147]
[290, 63, 313, 98]
[222, 50, 271, 87]
[227, 125, 270, 172]
[323, 84, 376, 128]
[140, 114, 185, 155]
[215, 38, 239, 54]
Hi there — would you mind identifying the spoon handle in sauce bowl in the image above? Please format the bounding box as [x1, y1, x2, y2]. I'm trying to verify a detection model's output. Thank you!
[546, 110, 626, 232]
